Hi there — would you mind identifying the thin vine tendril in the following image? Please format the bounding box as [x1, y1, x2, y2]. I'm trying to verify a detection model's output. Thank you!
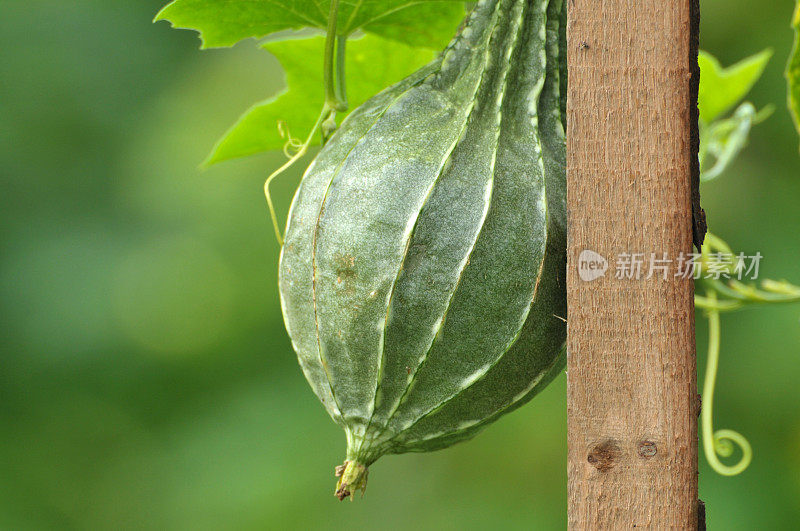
[263, 0, 348, 245]
[264, 107, 328, 245]
[278, 121, 304, 158]
[701, 289, 753, 476]
[692, 232, 800, 476]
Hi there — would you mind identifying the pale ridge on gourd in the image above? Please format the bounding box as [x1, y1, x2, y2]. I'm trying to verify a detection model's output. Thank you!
[367, 0, 534, 450]
[376, 0, 550, 447]
[357, 0, 516, 453]
[311, 0, 504, 434]
[391, 0, 568, 451]
[278, 0, 568, 499]
[279, 64, 440, 427]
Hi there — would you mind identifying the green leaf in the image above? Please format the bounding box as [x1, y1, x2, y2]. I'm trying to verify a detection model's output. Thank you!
[354, 2, 467, 49]
[204, 34, 435, 165]
[787, 1, 800, 151]
[698, 49, 772, 123]
[699, 103, 773, 183]
[700, 102, 757, 182]
[155, 0, 465, 49]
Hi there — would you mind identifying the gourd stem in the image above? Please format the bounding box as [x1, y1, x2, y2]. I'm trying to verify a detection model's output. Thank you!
[701, 289, 753, 476]
[334, 460, 368, 501]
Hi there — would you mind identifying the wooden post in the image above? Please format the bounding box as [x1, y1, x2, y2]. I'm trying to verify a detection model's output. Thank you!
[566, 0, 700, 528]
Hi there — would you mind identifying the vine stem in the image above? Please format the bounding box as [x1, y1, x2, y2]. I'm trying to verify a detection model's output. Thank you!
[263, 0, 349, 245]
[701, 289, 753, 476]
[324, 0, 347, 111]
[335, 35, 348, 108]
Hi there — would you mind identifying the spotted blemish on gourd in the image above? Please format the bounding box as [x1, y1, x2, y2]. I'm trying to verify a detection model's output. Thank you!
[333, 253, 357, 294]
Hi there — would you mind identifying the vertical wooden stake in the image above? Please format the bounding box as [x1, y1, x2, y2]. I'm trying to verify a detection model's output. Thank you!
[566, 0, 700, 528]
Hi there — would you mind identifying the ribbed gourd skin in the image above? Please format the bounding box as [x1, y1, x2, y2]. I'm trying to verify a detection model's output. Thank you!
[279, 0, 567, 497]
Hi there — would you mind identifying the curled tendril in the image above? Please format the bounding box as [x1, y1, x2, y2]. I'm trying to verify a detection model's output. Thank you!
[263, 0, 347, 246]
[701, 289, 753, 476]
[264, 107, 330, 245]
[693, 233, 800, 477]
[278, 121, 305, 158]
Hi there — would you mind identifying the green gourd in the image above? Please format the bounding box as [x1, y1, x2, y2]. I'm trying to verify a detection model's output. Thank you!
[279, 0, 567, 499]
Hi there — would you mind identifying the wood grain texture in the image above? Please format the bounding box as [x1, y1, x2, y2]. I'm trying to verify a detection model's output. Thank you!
[565, 0, 699, 528]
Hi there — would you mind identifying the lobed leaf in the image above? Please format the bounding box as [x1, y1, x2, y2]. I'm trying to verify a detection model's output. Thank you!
[698, 49, 772, 123]
[155, 0, 465, 49]
[204, 34, 435, 165]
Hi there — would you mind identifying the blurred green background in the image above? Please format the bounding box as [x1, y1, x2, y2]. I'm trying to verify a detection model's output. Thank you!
[1, 1, 798, 529]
